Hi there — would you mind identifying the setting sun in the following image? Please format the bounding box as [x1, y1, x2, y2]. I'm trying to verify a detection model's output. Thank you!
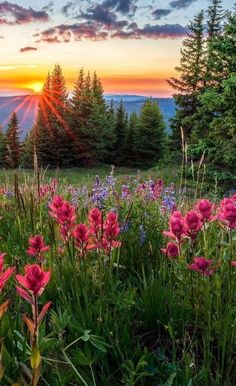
[30, 82, 43, 94]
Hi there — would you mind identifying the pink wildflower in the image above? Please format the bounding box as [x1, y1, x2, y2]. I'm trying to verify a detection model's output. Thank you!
[161, 242, 179, 259]
[188, 257, 216, 276]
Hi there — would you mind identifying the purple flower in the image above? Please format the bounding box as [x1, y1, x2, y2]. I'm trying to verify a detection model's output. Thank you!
[139, 225, 147, 245]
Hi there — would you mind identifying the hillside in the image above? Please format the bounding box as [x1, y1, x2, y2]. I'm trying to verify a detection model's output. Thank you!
[0, 94, 175, 139]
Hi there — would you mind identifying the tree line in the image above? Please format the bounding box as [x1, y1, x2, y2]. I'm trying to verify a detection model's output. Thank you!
[169, 0, 236, 173]
[0, 65, 166, 169]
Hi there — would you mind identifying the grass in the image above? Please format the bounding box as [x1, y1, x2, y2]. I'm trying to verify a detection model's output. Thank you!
[0, 166, 235, 385]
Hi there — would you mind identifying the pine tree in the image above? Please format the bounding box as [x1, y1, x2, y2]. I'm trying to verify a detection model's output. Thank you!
[124, 112, 139, 165]
[136, 99, 166, 167]
[168, 11, 205, 147]
[33, 73, 57, 166]
[113, 100, 127, 164]
[50, 64, 71, 167]
[4, 112, 21, 168]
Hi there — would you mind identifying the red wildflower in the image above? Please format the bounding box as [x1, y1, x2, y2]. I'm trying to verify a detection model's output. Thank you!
[188, 257, 216, 276]
[196, 199, 213, 221]
[103, 211, 121, 250]
[16, 264, 51, 299]
[185, 210, 202, 238]
[27, 235, 50, 260]
[73, 223, 91, 252]
[0, 253, 15, 292]
[231, 261, 236, 267]
[161, 242, 179, 259]
[217, 198, 236, 229]
[163, 211, 186, 242]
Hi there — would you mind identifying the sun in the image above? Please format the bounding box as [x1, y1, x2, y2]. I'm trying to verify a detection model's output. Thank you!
[31, 82, 44, 94]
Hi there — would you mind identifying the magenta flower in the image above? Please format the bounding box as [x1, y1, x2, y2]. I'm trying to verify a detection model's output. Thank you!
[185, 210, 202, 239]
[163, 211, 186, 242]
[196, 199, 213, 221]
[188, 257, 216, 276]
[217, 198, 236, 229]
[27, 235, 50, 260]
[231, 261, 236, 267]
[0, 253, 15, 293]
[16, 264, 51, 299]
[161, 242, 179, 259]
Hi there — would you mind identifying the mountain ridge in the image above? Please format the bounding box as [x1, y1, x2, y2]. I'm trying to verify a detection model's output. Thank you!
[0, 94, 175, 139]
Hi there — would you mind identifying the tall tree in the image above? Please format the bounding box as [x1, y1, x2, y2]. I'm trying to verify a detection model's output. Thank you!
[136, 99, 166, 167]
[4, 112, 21, 168]
[113, 100, 127, 164]
[168, 10, 205, 147]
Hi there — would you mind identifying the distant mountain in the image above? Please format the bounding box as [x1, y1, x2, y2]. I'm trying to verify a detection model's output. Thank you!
[0, 94, 175, 139]
[106, 95, 175, 131]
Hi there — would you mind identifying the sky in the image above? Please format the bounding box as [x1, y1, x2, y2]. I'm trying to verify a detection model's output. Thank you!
[0, 0, 234, 97]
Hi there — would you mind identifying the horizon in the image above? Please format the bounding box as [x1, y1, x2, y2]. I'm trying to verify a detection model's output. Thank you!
[0, 0, 233, 98]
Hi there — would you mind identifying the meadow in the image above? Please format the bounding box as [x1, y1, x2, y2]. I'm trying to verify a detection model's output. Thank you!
[0, 166, 235, 386]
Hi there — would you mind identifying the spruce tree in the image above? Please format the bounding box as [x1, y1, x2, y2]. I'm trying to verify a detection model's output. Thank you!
[124, 112, 139, 165]
[113, 100, 127, 164]
[136, 99, 166, 167]
[0, 126, 6, 167]
[168, 11, 205, 147]
[4, 112, 21, 168]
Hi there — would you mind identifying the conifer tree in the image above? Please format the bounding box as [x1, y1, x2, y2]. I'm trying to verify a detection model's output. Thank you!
[168, 11, 205, 146]
[113, 100, 127, 164]
[124, 112, 139, 165]
[50, 64, 71, 167]
[4, 112, 21, 168]
[136, 99, 166, 167]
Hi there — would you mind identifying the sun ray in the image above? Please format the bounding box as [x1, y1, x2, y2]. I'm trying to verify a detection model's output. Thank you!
[43, 90, 74, 115]
[42, 94, 77, 142]
[2, 95, 32, 127]
[20, 95, 35, 126]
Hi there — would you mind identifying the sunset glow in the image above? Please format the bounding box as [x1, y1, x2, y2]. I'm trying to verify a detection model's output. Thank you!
[0, 0, 233, 97]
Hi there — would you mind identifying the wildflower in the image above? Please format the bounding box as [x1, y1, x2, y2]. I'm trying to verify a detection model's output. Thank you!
[104, 212, 121, 246]
[49, 197, 76, 242]
[139, 225, 147, 245]
[188, 257, 216, 276]
[217, 198, 236, 229]
[0, 253, 15, 292]
[163, 211, 186, 243]
[16, 264, 51, 299]
[185, 210, 202, 239]
[73, 224, 91, 253]
[27, 235, 50, 262]
[161, 242, 179, 259]
[231, 261, 236, 267]
[196, 199, 213, 221]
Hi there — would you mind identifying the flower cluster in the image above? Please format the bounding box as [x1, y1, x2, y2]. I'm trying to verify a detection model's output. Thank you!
[73, 208, 121, 256]
[39, 178, 58, 198]
[49, 196, 76, 242]
[27, 235, 50, 264]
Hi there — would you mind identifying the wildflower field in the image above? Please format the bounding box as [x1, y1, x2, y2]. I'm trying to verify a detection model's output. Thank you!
[0, 168, 235, 386]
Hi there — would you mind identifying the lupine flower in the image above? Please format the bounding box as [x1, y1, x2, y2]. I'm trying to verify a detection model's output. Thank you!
[16, 264, 51, 299]
[185, 210, 202, 239]
[0, 253, 15, 292]
[196, 199, 213, 221]
[163, 211, 186, 242]
[161, 242, 179, 259]
[27, 235, 50, 261]
[188, 257, 216, 276]
[139, 225, 147, 245]
[217, 198, 236, 229]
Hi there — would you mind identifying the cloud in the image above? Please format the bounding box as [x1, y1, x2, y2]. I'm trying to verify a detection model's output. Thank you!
[34, 23, 109, 43]
[35, 21, 186, 43]
[152, 9, 172, 20]
[170, 0, 198, 10]
[0, 1, 49, 25]
[19, 46, 38, 52]
[61, 1, 74, 17]
[42, 1, 54, 13]
[103, 0, 138, 15]
[111, 23, 186, 39]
